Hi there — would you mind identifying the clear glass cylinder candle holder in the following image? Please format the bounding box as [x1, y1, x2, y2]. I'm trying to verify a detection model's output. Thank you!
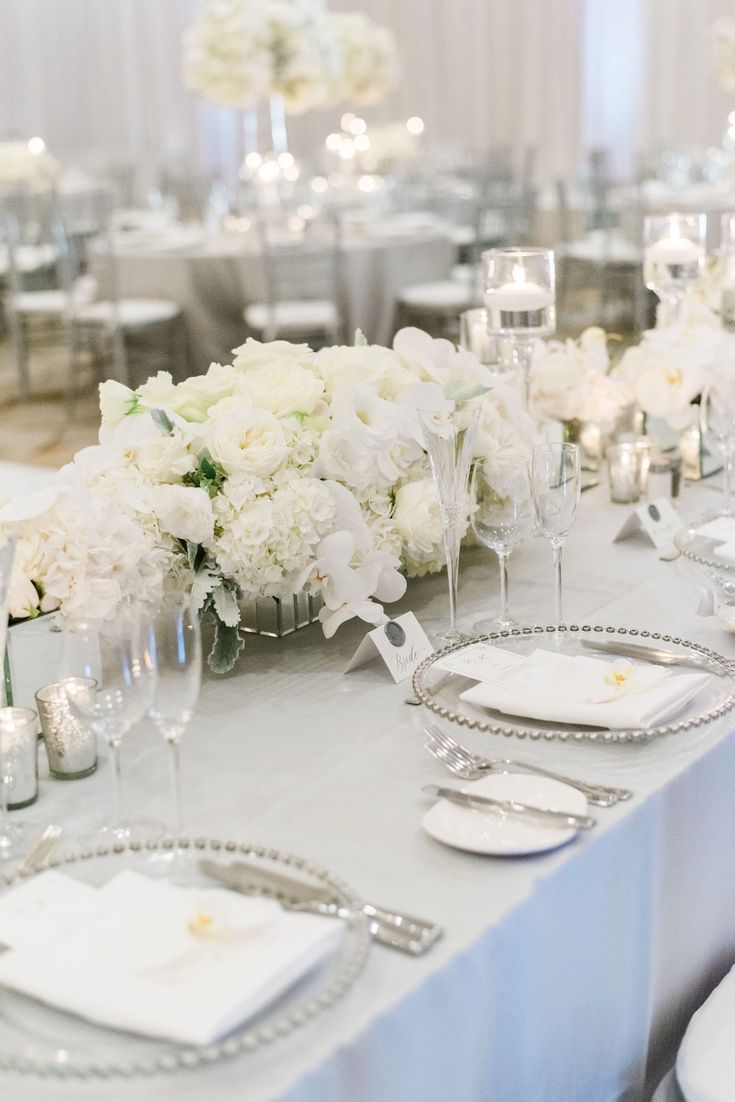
[35, 678, 98, 781]
[483, 247, 556, 338]
[607, 443, 642, 504]
[643, 212, 706, 323]
[459, 308, 498, 364]
[0, 707, 38, 809]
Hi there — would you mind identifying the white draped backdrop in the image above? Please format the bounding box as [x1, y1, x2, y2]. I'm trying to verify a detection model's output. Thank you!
[0, 0, 733, 184]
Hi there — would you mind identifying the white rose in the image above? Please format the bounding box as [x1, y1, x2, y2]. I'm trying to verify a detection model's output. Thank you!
[207, 396, 288, 476]
[241, 362, 324, 417]
[232, 338, 316, 373]
[392, 479, 443, 560]
[315, 344, 401, 394]
[150, 484, 214, 545]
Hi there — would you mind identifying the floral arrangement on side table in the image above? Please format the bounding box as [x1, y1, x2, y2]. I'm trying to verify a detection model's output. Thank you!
[8, 329, 534, 672]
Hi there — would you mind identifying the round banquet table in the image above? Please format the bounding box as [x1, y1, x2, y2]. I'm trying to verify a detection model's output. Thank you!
[5, 476, 735, 1102]
[93, 224, 455, 375]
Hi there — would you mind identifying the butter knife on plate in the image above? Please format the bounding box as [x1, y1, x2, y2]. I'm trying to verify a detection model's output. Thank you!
[423, 785, 597, 830]
[199, 858, 443, 956]
[580, 637, 721, 674]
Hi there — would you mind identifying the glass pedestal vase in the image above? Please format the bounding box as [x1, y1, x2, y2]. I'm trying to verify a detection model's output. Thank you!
[4, 613, 64, 714]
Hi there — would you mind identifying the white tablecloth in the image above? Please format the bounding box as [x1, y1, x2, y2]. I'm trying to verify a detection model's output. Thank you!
[93, 229, 454, 375]
[5, 478, 735, 1102]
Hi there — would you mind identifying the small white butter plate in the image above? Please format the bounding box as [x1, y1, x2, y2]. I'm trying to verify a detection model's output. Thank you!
[422, 772, 588, 856]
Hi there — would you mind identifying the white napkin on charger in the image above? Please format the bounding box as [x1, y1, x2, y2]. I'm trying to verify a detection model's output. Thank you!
[0, 869, 340, 1046]
[676, 962, 735, 1102]
[447, 646, 709, 729]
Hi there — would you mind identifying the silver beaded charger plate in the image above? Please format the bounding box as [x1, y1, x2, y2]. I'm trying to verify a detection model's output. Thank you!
[675, 509, 735, 578]
[411, 625, 735, 744]
[0, 838, 371, 1078]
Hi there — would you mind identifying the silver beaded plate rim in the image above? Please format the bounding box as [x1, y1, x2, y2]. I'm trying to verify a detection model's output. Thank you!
[675, 509, 735, 575]
[411, 624, 735, 744]
[0, 837, 372, 1079]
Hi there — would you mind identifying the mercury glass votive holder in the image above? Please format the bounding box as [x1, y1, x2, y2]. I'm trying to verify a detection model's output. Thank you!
[35, 678, 98, 781]
[607, 443, 642, 504]
[0, 707, 39, 809]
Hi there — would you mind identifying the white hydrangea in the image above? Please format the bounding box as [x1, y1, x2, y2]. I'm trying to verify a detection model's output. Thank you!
[530, 327, 627, 431]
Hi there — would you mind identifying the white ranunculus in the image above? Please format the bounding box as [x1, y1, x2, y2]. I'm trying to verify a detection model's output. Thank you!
[150, 485, 214, 546]
[241, 362, 324, 417]
[207, 396, 288, 476]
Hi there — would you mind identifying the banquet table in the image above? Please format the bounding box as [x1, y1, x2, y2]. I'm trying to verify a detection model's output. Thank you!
[5, 477, 735, 1102]
[93, 222, 454, 375]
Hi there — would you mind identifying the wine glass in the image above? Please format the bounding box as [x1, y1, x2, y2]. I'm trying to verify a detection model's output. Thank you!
[470, 456, 533, 630]
[59, 609, 163, 848]
[418, 402, 480, 644]
[531, 443, 581, 627]
[701, 375, 735, 514]
[145, 599, 202, 838]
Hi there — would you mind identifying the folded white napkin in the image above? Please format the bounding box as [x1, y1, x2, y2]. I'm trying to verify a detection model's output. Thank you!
[446, 645, 709, 729]
[694, 518, 735, 544]
[0, 869, 340, 1046]
[677, 962, 735, 1102]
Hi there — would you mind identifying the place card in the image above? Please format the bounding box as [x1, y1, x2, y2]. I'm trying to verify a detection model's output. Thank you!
[344, 612, 433, 683]
[613, 497, 684, 555]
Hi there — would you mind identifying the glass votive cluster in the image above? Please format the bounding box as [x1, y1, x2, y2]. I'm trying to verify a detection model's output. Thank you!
[0, 706, 39, 809]
[35, 678, 98, 780]
[607, 442, 643, 504]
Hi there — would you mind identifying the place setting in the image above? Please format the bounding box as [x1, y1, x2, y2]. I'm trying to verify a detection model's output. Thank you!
[7, 2, 735, 1099]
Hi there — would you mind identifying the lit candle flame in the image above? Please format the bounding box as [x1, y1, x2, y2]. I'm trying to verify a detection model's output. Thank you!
[512, 263, 526, 284]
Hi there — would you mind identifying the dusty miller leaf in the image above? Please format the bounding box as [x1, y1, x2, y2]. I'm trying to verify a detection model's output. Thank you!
[151, 408, 175, 435]
[208, 615, 246, 674]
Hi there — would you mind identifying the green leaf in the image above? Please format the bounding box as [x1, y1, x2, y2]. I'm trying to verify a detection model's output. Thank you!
[151, 408, 175, 435]
[124, 395, 141, 416]
[208, 615, 246, 674]
[444, 381, 490, 402]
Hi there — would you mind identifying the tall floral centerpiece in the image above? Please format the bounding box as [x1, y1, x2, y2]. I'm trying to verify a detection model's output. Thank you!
[329, 12, 399, 106]
[7, 330, 534, 672]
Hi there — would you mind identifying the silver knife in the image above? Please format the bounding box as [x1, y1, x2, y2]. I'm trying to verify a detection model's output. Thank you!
[199, 859, 443, 956]
[580, 637, 719, 673]
[423, 785, 596, 830]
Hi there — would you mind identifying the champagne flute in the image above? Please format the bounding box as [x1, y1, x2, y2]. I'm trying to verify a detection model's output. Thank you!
[418, 401, 480, 643]
[59, 608, 163, 848]
[470, 456, 533, 630]
[701, 375, 735, 514]
[146, 599, 202, 839]
[531, 443, 581, 627]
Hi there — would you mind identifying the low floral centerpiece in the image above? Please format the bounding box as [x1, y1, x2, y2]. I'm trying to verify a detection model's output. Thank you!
[530, 327, 628, 433]
[7, 329, 534, 672]
[613, 321, 735, 431]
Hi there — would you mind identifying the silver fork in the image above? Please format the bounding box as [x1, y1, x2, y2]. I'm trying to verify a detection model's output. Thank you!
[424, 723, 632, 806]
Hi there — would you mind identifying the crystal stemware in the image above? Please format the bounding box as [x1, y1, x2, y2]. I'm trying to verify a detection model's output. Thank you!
[146, 599, 202, 838]
[470, 456, 533, 630]
[59, 610, 163, 848]
[418, 402, 480, 644]
[531, 443, 581, 627]
[701, 374, 735, 514]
